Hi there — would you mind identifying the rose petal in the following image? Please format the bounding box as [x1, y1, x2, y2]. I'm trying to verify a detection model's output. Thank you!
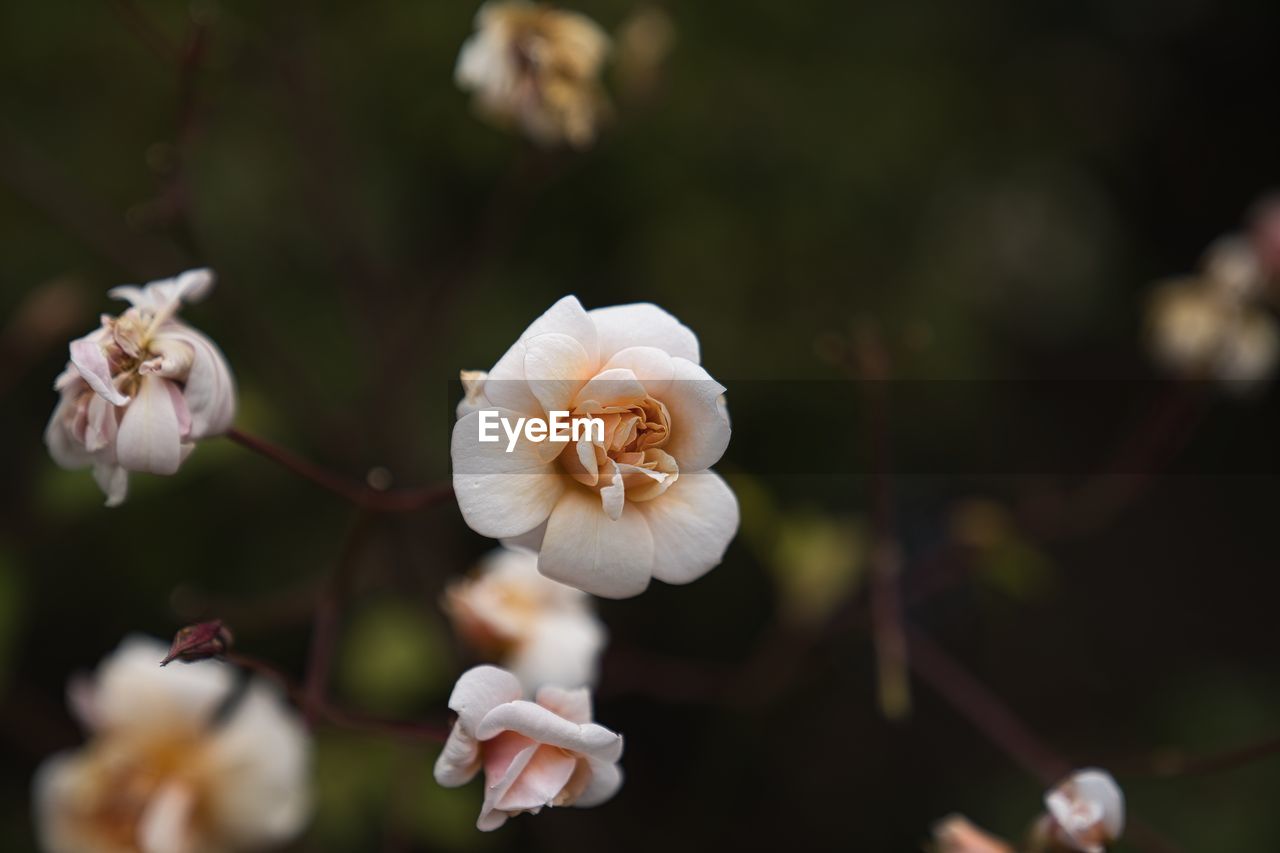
[476, 699, 623, 762]
[572, 368, 648, 409]
[435, 725, 484, 787]
[452, 409, 567, 538]
[154, 327, 236, 437]
[138, 782, 196, 853]
[635, 470, 738, 585]
[523, 332, 593, 413]
[601, 346, 675, 396]
[448, 665, 524, 734]
[534, 685, 594, 723]
[494, 743, 577, 812]
[93, 463, 129, 507]
[116, 375, 184, 475]
[539, 487, 655, 598]
[83, 393, 119, 453]
[69, 337, 129, 406]
[661, 357, 730, 472]
[589, 303, 700, 364]
[573, 756, 623, 808]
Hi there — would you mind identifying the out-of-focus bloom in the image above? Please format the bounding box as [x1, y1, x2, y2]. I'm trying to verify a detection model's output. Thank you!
[44, 269, 236, 506]
[455, 1, 611, 148]
[451, 296, 738, 599]
[614, 5, 675, 102]
[33, 636, 310, 853]
[932, 815, 1014, 853]
[1147, 236, 1279, 387]
[434, 665, 623, 831]
[445, 547, 606, 690]
[1041, 768, 1125, 853]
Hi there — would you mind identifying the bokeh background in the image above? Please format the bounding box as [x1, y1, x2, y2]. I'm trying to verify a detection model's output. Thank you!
[3, 0, 1280, 849]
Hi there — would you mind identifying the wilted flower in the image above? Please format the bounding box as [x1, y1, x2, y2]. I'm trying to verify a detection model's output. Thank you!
[44, 269, 236, 506]
[932, 815, 1014, 853]
[455, 1, 611, 148]
[445, 546, 606, 689]
[451, 296, 738, 598]
[33, 636, 310, 853]
[434, 665, 623, 831]
[1147, 237, 1279, 387]
[1040, 768, 1125, 853]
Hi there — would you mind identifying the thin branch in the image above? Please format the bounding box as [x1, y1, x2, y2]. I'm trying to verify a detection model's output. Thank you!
[225, 427, 452, 512]
[854, 324, 911, 720]
[302, 512, 372, 726]
[225, 651, 449, 743]
[1113, 732, 1280, 779]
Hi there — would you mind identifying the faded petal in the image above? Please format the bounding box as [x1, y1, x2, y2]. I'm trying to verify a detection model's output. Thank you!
[156, 326, 236, 437]
[45, 393, 93, 470]
[70, 337, 128, 406]
[435, 725, 484, 788]
[116, 375, 184, 475]
[539, 487, 654, 598]
[637, 470, 738, 585]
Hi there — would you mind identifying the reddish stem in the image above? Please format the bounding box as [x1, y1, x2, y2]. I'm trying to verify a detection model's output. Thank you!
[225, 427, 452, 512]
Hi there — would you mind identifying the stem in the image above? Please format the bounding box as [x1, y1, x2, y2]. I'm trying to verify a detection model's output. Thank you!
[1117, 732, 1280, 779]
[226, 652, 449, 743]
[302, 512, 372, 726]
[225, 427, 452, 512]
[854, 325, 912, 720]
[905, 622, 1071, 785]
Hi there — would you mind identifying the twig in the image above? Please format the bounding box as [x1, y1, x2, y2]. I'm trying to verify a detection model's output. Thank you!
[225, 651, 449, 743]
[302, 512, 373, 726]
[225, 427, 452, 512]
[109, 0, 181, 65]
[1112, 732, 1280, 779]
[854, 325, 912, 720]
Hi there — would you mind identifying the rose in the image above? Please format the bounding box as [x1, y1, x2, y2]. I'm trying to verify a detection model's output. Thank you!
[44, 269, 236, 506]
[451, 296, 738, 598]
[33, 636, 310, 853]
[434, 665, 623, 831]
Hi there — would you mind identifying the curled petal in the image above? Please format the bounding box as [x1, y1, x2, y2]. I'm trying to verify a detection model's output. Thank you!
[83, 393, 119, 453]
[533, 685, 594, 723]
[69, 337, 128, 406]
[601, 346, 675, 396]
[93, 463, 129, 507]
[523, 332, 593, 413]
[116, 375, 184, 475]
[154, 327, 236, 437]
[661, 357, 730, 472]
[572, 756, 623, 808]
[475, 699, 623, 762]
[447, 665, 524, 734]
[435, 725, 483, 787]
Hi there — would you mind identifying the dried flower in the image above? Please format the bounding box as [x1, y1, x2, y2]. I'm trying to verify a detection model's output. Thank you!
[44, 269, 236, 506]
[33, 636, 310, 853]
[1041, 768, 1125, 853]
[451, 296, 738, 598]
[434, 665, 623, 830]
[445, 546, 606, 690]
[455, 1, 611, 148]
[161, 620, 234, 666]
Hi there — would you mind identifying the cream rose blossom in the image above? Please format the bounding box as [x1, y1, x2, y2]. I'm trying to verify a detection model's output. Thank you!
[932, 815, 1015, 853]
[455, 1, 611, 148]
[44, 269, 236, 506]
[33, 636, 311, 853]
[450, 296, 738, 598]
[434, 665, 623, 830]
[445, 546, 606, 690]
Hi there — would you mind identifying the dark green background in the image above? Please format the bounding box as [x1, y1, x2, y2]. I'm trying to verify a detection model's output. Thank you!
[2, 0, 1279, 850]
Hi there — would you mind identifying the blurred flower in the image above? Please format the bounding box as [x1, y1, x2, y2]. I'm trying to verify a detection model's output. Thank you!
[445, 547, 606, 689]
[434, 665, 623, 831]
[455, 1, 611, 148]
[44, 269, 237, 506]
[451, 296, 738, 598]
[1147, 236, 1279, 388]
[932, 814, 1014, 853]
[33, 635, 310, 853]
[1040, 768, 1125, 853]
[614, 5, 675, 102]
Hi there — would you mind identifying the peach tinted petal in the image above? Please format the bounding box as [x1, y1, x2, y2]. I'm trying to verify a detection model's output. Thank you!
[523, 332, 593, 413]
[589, 303, 700, 364]
[601, 346, 675, 396]
[534, 686, 593, 723]
[539, 487, 655, 599]
[661, 357, 730, 472]
[476, 700, 622, 761]
[452, 409, 567, 538]
[636, 470, 738, 585]
[494, 744, 577, 812]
